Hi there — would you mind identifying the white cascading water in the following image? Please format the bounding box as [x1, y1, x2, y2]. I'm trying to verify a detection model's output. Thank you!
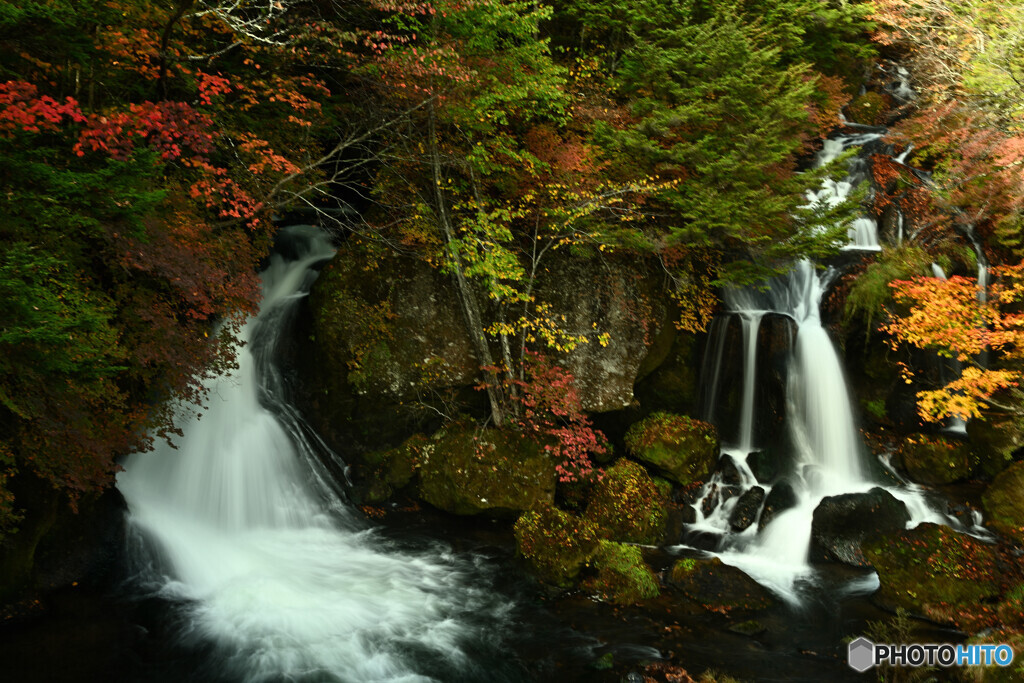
[682, 133, 953, 602]
[118, 226, 503, 683]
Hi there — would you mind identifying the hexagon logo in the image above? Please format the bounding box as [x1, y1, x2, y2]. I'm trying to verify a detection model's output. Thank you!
[848, 637, 875, 673]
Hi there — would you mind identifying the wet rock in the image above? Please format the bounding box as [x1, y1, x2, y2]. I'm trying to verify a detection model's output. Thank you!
[581, 541, 660, 605]
[746, 449, 782, 484]
[586, 459, 669, 545]
[729, 620, 766, 637]
[514, 504, 599, 587]
[898, 434, 973, 485]
[754, 314, 797, 446]
[809, 487, 910, 567]
[758, 480, 798, 532]
[698, 313, 795, 449]
[700, 483, 738, 519]
[589, 652, 614, 671]
[946, 501, 978, 527]
[877, 204, 902, 248]
[669, 556, 775, 611]
[716, 455, 743, 487]
[982, 462, 1024, 544]
[624, 413, 718, 485]
[863, 523, 1002, 625]
[1, 474, 126, 604]
[729, 487, 766, 532]
[417, 426, 556, 516]
[634, 330, 700, 416]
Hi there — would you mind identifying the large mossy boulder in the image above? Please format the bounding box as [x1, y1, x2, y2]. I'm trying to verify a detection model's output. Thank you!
[417, 427, 557, 516]
[809, 488, 910, 567]
[982, 462, 1024, 544]
[310, 243, 477, 402]
[898, 434, 973, 485]
[624, 413, 718, 485]
[585, 459, 669, 545]
[581, 541, 660, 605]
[863, 523, 1003, 624]
[514, 504, 599, 587]
[302, 243, 483, 454]
[669, 556, 775, 612]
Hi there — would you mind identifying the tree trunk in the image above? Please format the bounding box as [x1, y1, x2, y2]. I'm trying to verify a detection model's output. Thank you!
[427, 103, 505, 426]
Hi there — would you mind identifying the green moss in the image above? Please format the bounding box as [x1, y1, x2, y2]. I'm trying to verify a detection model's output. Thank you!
[582, 540, 659, 605]
[863, 523, 1001, 623]
[360, 434, 425, 503]
[982, 462, 1024, 544]
[671, 557, 698, 577]
[847, 91, 890, 125]
[968, 416, 1024, 479]
[669, 557, 774, 611]
[585, 459, 669, 544]
[624, 412, 717, 485]
[844, 246, 931, 336]
[514, 504, 599, 587]
[898, 434, 973, 485]
[309, 252, 396, 393]
[417, 425, 557, 516]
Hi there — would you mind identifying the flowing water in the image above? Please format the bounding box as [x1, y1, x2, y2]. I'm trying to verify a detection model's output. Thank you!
[679, 133, 961, 602]
[117, 226, 513, 683]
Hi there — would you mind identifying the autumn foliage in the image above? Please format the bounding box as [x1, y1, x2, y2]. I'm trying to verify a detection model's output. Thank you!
[488, 352, 607, 483]
[885, 266, 1024, 422]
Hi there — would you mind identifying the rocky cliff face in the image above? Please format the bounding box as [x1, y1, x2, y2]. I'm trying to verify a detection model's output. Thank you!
[301, 243, 680, 458]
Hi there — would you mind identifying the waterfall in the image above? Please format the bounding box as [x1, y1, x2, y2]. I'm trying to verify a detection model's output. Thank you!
[804, 133, 883, 251]
[682, 131, 957, 602]
[118, 226, 505, 683]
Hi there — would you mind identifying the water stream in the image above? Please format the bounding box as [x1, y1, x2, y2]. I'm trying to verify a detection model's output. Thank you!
[117, 226, 511, 683]
[679, 133, 958, 602]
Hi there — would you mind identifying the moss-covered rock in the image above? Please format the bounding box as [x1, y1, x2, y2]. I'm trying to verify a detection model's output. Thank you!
[358, 434, 424, 503]
[863, 523, 1002, 624]
[982, 462, 1024, 544]
[809, 487, 910, 567]
[514, 504, 599, 586]
[310, 243, 478, 402]
[582, 540, 660, 605]
[301, 242, 484, 455]
[847, 91, 890, 125]
[416, 426, 556, 516]
[624, 413, 718, 485]
[585, 459, 669, 544]
[898, 434, 973, 485]
[669, 556, 775, 612]
[969, 416, 1024, 479]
